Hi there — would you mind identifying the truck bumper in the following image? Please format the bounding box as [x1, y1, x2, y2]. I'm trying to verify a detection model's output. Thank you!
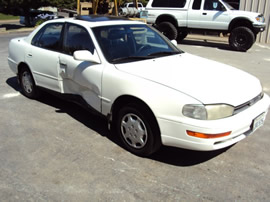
[253, 24, 265, 33]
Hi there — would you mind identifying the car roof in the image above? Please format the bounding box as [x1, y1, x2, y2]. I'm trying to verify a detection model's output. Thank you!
[47, 15, 144, 27]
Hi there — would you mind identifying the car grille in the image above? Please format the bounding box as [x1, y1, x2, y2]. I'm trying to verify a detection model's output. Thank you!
[233, 92, 264, 115]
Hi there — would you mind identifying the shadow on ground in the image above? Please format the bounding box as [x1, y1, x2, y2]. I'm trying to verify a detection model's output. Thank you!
[0, 23, 26, 30]
[6, 76, 230, 166]
[180, 39, 233, 51]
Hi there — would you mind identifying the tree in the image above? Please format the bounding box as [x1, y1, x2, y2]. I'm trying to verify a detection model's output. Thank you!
[0, 0, 76, 26]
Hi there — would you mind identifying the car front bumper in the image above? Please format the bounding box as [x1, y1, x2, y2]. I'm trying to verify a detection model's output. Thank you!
[158, 93, 270, 151]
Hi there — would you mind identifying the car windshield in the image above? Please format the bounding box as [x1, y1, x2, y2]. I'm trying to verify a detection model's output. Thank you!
[92, 24, 182, 64]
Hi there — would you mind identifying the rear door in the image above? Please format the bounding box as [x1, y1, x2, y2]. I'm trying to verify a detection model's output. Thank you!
[28, 22, 64, 92]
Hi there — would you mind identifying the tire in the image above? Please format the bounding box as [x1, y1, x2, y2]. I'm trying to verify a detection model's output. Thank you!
[177, 30, 188, 42]
[229, 26, 255, 51]
[19, 66, 39, 99]
[116, 103, 161, 156]
[157, 21, 178, 40]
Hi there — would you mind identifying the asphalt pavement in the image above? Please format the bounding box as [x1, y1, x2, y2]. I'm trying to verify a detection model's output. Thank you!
[0, 29, 270, 201]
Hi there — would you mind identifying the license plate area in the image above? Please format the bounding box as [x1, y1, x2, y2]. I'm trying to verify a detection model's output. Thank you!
[252, 113, 266, 132]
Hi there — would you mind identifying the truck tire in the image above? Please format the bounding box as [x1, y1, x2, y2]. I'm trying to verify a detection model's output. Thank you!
[177, 30, 188, 42]
[157, 22, 178, 40]
[229, 26, 255, 51]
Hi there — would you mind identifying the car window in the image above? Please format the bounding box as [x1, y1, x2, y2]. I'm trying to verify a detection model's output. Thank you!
[152, 0, 186, 8]
[92, 24, 181, 63]
[204, 0, 224, 10]
[192, 0, 202, 10]
[63, 23, 95, 55]
[32, 23, 63, 51]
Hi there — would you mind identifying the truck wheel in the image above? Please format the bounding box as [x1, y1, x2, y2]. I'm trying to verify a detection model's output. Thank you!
[229, 26, 255, 51]
[116, 103, 161, 156]
[177, 30, 188, 42]
[157, 22, 178, 40]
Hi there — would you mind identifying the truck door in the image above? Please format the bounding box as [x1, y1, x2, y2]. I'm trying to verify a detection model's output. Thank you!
[188, 0, 230, 30]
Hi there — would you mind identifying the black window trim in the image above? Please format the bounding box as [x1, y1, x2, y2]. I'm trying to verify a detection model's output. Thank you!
[31, 22, 65, 52]
[62, 22, 96, 56]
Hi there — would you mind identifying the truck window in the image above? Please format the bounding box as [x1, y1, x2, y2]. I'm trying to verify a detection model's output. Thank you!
[152, 0, 187, 8]
[204, 0, 224, 11]
[192, 0, 202, 10]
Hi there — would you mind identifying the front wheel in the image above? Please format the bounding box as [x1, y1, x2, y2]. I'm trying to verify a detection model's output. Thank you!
[116, 104, 161, 156]
[229, 26, 255, 51]
[19, 66, 39, 99]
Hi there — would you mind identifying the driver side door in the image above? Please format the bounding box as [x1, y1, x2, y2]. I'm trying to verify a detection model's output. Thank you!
[59, 23, 103, 112]
[188, 0, 230, 30]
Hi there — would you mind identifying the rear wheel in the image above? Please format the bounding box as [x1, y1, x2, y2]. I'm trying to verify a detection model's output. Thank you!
[229, 26, 255, 51]
[157, 21, 178, 40]
[177, 30, 188, 42]
[19, 66, 39, 99]
[116, 103, 161, 156]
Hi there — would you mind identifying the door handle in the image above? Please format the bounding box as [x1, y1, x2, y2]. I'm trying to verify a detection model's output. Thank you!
[60, 61, 67, 66]
[202, 13, 207, 15]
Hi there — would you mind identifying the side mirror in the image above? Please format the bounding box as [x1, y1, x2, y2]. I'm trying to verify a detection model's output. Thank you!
[171, 39, 178, 46]
[73, 50, 101, 64]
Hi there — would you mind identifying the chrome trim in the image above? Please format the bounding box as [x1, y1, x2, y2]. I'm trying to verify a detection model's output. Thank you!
[234, 92, 264, 115]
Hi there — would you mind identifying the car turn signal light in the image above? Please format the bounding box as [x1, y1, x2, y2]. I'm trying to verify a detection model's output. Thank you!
[187, 131, 231, 139]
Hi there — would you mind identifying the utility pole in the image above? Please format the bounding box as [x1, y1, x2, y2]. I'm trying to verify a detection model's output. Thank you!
[77, 0, 80, 14]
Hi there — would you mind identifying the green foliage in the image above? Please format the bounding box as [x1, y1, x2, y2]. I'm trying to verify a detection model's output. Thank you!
[0, 0, 77, 13]
[0, 13, 19, 20]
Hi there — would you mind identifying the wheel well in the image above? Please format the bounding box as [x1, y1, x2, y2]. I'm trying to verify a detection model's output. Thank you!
[110, 95, 160, 133]
[229, 18, 254, 32]
[156, 14, 178, 28]
[17, 62, 30, 74]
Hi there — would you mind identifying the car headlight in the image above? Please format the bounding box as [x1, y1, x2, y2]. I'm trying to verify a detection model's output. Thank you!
[256, 15, 265, 23]
[182, 104, 234, 120]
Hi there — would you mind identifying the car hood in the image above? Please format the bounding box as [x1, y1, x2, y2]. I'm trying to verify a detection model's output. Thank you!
[114, 53, 262, 106]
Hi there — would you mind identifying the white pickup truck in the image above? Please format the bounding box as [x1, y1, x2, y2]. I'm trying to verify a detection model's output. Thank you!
[146, 0, 266, 51]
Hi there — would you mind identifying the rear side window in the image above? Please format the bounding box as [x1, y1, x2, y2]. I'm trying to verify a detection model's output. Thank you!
[152, 0, 187, 8]
[31, 23, 63, 51]
[192, 0, 202, 10]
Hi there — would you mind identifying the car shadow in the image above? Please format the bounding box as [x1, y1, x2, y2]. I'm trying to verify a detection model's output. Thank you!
[6, 76, 231, 166]
[179, 39, 234, 51]
[150, 146, 230, 166]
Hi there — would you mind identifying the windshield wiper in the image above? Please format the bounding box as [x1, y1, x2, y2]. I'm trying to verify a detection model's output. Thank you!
[111, 56, 153, 63]
[147, 51, 181, 57]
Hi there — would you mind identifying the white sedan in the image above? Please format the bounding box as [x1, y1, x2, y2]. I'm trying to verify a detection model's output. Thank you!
[8, 15, 270, 156]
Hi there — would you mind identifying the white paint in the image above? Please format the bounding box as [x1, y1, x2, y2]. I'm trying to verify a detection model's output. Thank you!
[2, 92, 20, 99]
